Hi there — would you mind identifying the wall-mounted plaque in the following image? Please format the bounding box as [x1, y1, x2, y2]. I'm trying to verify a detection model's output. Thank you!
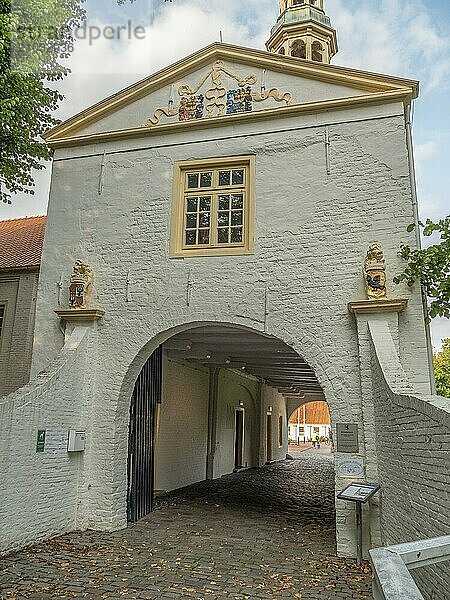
[337, 457, 365, 479]
[45, 430, 69, 453]
[36, 429, 70, 453]
[336, 423, 359, 453]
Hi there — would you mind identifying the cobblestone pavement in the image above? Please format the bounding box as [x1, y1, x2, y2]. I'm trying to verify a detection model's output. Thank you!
[287, 442, 312, 453]
[0, 453, 372, 600]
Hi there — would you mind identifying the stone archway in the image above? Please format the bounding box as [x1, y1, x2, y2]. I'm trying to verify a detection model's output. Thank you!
[120, 322, 331, 524]
[108, 316, 364, 558]
[288, 399, 332, 445]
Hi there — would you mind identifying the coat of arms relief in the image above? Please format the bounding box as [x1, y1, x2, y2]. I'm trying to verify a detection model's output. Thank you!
[69, 260, 93, 309]
[364, 243, 387, 300]
[145, 60, 292, 127]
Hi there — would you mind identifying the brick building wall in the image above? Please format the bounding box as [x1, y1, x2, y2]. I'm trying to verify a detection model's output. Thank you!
[27, 106, 431, 558]
[156, 356, 210, 492]
[369, 320, 449, 600]
[0, 271, 39, 396]
[0, 56, 438, 557]
[0, 326, 94, 555]
[0, 216, 46, 397]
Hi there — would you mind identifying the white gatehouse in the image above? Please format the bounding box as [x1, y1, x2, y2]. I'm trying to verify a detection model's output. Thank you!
[1, 3, 448, 595]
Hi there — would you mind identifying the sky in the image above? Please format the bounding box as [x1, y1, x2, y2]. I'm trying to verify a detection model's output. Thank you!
[2, 0, 449, 348]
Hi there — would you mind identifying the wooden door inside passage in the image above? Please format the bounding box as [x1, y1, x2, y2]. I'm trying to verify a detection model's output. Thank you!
[127, 346, 162, 522]
[234, 408, 245, 469]
[266, 413, 273, 463]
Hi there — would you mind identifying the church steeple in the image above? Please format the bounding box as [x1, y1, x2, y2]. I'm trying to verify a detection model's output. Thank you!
[267, 0, 338, 64]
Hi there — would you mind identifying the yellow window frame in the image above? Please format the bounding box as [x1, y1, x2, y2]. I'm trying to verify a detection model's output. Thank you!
[170, 155, 255, 258]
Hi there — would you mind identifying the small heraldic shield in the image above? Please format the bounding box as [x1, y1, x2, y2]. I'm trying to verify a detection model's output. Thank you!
[364, 243, 387, 300]
[69, 282, 86, 308]
[68, 260, 93, 309]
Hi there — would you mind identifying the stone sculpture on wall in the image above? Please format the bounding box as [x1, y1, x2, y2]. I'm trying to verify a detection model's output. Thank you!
[364, 243, 387, 300]
[69, 260, 93, 309]
[145, 60, 292, 126]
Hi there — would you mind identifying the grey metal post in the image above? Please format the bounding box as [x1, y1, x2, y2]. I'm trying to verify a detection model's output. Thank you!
[405, 102, 436, 394]
[356, 502, 363, 565]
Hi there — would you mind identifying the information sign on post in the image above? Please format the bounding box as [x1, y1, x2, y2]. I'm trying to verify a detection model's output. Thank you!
[336, 423, 359, 453]
[338, 483, 380, 503]
[338, 482, 381, 565]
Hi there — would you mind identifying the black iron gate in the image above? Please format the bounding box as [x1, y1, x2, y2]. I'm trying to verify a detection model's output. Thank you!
[127, 346, 162, 522]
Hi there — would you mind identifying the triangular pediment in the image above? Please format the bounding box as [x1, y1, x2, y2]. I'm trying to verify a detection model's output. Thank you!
[45, 43, 419, 148]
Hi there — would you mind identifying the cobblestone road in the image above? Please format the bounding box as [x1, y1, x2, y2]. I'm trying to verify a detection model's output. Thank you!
[0, 451, 371, 599]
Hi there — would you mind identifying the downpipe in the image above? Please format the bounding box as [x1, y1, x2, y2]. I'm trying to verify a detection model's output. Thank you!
[405, 102, 436, 394]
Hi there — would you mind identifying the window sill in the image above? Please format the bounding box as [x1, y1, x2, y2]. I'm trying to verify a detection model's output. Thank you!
[169, 246, 255, 259]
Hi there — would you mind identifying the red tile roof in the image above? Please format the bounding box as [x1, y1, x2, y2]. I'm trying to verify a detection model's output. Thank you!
[0, 216, 46, 270]
[289, 401, 331, 425]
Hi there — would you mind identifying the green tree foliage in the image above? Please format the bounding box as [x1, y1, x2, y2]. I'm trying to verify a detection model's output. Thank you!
[394, 217, 450, 320]
[434, 339, 450, 398]
[0, 0, 85, 203]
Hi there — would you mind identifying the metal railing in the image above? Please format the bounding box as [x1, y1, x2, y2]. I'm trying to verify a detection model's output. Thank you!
[369, 536, 450, 600]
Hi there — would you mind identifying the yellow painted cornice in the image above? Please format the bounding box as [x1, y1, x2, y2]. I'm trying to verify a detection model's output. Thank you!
[45, 42, 419, 146]
[47, 90, 412, 150]
[267, 21, 338, 55]
[348, 299, 408, 315]
[55, 308, 105, 321]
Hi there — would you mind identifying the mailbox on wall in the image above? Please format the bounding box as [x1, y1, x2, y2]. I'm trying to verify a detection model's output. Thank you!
[67, 430, 86, 452]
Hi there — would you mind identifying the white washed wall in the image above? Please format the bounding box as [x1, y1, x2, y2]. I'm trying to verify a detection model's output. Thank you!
[5, 99, 432, 557]
[0, 326, 94, 555]
[155, 357, 209, 492]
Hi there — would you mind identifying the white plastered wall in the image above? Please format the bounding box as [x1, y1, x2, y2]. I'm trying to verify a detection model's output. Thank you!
[21, 97, 432, 558]
[262, 384, 288, 463]
[155, 356, 209, 492]
[155, 355, 288, 492]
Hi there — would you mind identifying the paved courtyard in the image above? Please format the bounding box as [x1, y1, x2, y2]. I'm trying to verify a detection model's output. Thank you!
[0, 450, 371, 599]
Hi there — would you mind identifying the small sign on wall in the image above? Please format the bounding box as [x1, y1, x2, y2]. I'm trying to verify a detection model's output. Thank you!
[35, 429, 70, 453]
[36, 430, 46, 453]
[46, 430, 69, 453]
[67, 430, 86, 452]
[337, 457, 365, 479]
[336, 423, 359, 453]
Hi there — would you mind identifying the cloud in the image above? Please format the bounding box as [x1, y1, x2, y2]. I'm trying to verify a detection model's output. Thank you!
[414, 140, 438, 164]
[7, 0, 450, 126]
[417, 193, 447, 223]
[431, 318, 450, 352]
[55, 1, 273, 118]
[56, 0, 450, 120]
[0, 167, 50, 220]
[328, 0, 450, 93]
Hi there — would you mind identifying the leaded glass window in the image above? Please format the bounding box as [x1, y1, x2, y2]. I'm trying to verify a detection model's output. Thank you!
[183, 168, 245, 247]
[171, 157, 254, 257]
